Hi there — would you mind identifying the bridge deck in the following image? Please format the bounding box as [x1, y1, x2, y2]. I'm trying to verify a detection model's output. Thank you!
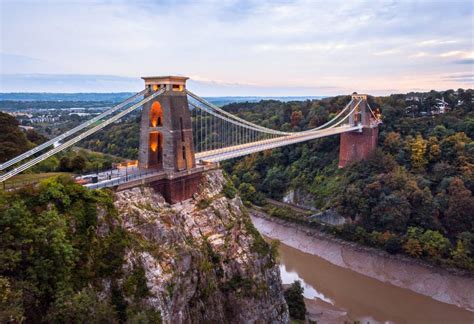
[79, 125, 360, 191]
[196, 124, 361, 162]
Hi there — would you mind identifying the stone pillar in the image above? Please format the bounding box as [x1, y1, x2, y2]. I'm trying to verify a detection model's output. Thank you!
[138, 76, 196, 171]
[339, 94, 378, 168]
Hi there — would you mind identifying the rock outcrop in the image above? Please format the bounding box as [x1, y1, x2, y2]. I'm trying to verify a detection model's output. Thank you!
[283, 188, 317, 211]
[113, 170, 289, 323]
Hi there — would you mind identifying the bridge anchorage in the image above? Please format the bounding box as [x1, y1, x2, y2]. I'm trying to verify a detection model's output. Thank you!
[0, 75, 381, 204]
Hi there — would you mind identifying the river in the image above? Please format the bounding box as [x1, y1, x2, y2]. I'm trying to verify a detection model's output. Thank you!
[252, 213, 474, 324]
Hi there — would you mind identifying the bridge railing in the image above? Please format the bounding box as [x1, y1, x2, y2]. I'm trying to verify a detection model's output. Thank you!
[85, 168, 164, 190]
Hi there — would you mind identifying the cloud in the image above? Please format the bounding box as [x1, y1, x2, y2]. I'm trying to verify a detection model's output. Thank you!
[0, 53, 57, 74]
[452, 58, 474, 65]
[0, 74, 143, 93]
[0, 0, 473, 94]
[373, 49, 401, 56]
[440, 51, 464, 58]
[442, 73, 474, 83]
[410, 52, 429, 58]
[417, 39, 459, 47]
[0, 73, 343, 96]
[253, 42, 355, 53]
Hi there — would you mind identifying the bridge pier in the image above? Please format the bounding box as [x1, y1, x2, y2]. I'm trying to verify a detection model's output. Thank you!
[338, 94, 379, 168]
[149, 172, 203, 204]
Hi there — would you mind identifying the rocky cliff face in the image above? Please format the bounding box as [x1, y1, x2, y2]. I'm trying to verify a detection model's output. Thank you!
[113, 170, 289, 323]
[283, 188, 316, 211]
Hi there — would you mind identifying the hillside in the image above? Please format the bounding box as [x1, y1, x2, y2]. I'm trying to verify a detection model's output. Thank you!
[0, 170, 288, 322]
[3, 88, 473, 272]
[0, 111, 46, 163]
[78, 88, 474, 271]
[222, 89, 474, 271]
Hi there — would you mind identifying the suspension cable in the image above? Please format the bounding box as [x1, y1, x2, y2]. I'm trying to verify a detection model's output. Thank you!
[187, 90, 288, 135]
[188, 102, 285, 134]
[327, 99, 363, 129]
[187, 89, 354, 135]
[0, 89, 147, 171]
[366, 101, 381, 121]
[0, 89, 165, 183]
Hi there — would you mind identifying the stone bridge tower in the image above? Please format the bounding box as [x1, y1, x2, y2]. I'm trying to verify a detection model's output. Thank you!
[338, 93, 379, 168]
[133, 76, 201, 204]
[139, 76, 196, 171]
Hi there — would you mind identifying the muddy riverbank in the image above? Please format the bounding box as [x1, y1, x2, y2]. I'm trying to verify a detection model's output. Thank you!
[251, 211, 474, 314]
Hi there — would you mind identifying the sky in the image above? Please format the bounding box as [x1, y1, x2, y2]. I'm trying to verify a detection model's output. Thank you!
[0, 0, 473, 96]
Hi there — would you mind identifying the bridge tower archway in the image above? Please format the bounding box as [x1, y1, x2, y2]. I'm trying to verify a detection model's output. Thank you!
[150, 102, 163, 127]
[148, 131, 163, 168]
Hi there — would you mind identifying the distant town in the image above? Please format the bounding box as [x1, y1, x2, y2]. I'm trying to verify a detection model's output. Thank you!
[0, 90, 470, 136]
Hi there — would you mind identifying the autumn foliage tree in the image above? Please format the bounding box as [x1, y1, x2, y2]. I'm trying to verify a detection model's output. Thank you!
[410, 134, 428, 171]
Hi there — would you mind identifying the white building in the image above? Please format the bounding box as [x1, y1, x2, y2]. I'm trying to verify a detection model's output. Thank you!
[433, 97, 449, 114]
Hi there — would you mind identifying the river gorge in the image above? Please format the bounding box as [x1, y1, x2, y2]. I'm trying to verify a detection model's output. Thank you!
[251, 212, 474, 323]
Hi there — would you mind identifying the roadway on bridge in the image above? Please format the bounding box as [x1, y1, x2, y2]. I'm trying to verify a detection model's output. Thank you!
[195, 124, 362, 163]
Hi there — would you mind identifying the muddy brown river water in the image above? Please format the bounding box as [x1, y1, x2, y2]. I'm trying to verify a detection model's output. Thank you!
[252, 213, 474, 323]
[278, 241, 474, 323]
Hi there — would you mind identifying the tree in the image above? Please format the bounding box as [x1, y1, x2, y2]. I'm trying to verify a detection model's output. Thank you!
[262, 167, 289, 199]
[430, 125, 450, 139]
[403, 238, 423, 257]
[384, 236, 402, 254]
[410, 134, 428, 171]
[0, 112, 32, 163]
[238, 182, 266, 206]
[284, 281, 306, 320]
[59, 156, 72, 172]
[33, 156, 60, 173]
[26, 129, 47, 145]
[0, 276, 23, 323]
[290, 111, 303, 128]
[441, 132, 470, 164]
[0, 201, 76, 320]
[222, 180, 238, 199]
[383, 132, 402, 155]
[409, 187, 438, 229]
[71, 155, 87, 172]
[451, 239, 473, 270]
[419, 230, 451, 258]
[443, 178, 474, 237]
[371, 192, 411, 232]
[427, 136, 441, 164]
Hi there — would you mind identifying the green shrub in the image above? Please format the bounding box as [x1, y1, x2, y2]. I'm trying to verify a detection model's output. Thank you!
[384, 236, 402, 254]
[222, 180, 238, 199]
[197, 198, 212, 210]
[284, 281, 306, 320]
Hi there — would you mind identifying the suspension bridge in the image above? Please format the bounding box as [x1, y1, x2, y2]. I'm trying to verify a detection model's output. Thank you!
[0, 76, 380, 203]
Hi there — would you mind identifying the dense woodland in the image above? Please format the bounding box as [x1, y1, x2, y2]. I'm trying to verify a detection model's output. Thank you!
[0, 112, 122, 179]
[221, 89, 474, 271]
[1, 90, 473, 286]
[17, 89, 472, 270]
[0, 112, 47, 161]
[0, 89, 473, 321]
[81, 116, 141, 160]
[0, 176, 161, 322]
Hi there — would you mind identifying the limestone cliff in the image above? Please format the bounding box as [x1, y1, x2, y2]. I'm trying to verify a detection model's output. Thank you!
[113, 170, 289, 323]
